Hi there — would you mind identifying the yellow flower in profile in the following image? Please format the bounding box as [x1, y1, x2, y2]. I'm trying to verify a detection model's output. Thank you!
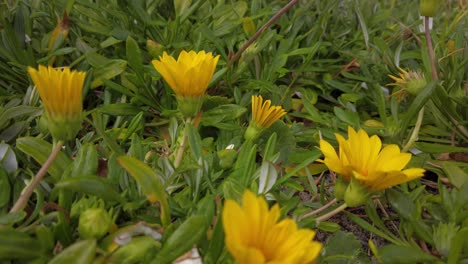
[152, 50, 220, 117]
[223, 190, 322, 264]
[244, 95, 286, 140]
[319, 127, 425, 205]
[387, 67, 426, 101]
[28, 65, 86, 141]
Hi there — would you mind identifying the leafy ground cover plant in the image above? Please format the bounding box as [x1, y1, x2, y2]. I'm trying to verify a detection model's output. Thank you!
[0, 0, 467, 263]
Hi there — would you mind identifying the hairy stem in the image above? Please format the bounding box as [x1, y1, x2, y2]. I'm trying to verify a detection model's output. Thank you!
[424, 16, 438, 81]
[300, 198, 337, 220]
[10, 141, 64, 213]
[229, 0, 299, 65]
[174, 118, 192, 168]
[315, 203, 348, 224]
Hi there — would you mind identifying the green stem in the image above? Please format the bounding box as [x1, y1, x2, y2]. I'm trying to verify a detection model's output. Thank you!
[300, 198, 337, 220]
[10, 140, 64, 213]
[402, 107, 425, 152]
[315, 203, 348, 224]
[174, 118, 192, 168]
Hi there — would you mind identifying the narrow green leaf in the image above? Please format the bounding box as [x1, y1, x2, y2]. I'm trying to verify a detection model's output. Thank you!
[91, 59, 127, 88]
[0, 211, 26, 225]
[117, 156, 170, 227]
[399, 82, 435, 135]
[187, 123, 203, 161]
[0, 227, 43, 259]
[55, 176, 124, 203]
[126, 36, 144, 81]
[49, 239, 96, 264]
[378, 244, 438, 264]
[153, 215, 208, 264]
[16, 137, 71, 181]
[386, 188, 415, 220]
[71, 143, 98, 178]
[0, 169, 10, 208]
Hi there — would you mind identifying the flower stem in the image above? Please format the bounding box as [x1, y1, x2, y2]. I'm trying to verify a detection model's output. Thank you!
[315, 203, 348, 224]
[300, 198, 337, 220]
[424, 16, 438, 81]
[229, 0, 299, 65]
[402, 107, 425, 152]
[10, 140, 64, 213]
[174, 118, 192, 168]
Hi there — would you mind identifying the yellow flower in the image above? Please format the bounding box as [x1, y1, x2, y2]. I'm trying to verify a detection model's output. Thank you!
[319, 126, 425, 193]
[387, 67, 426, 101]
[244, 95, 286, 140]
[152, 50, 220, 117]
[28, 65, 86, 141]
[223, 190, 322, 264]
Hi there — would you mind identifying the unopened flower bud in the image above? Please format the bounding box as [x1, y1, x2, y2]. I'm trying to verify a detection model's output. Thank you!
[146, 40, 164, 58]
[217, 149, 237, 169]
[334, 177, 348, 200]
[344, 178, 370, 207]
[78, 208, 113, 239]
[420, 0, 439, 17]
[243, 17, 256, 37]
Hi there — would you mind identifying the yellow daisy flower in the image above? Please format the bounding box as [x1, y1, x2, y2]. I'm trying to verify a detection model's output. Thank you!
[244, 95, 286, 140]
[387, 67, 426, 101]
[152, 50, 220, 117]
[319, 126, 425, 193]
[28, 65, 86, 141]
[223, 190, 322, 264]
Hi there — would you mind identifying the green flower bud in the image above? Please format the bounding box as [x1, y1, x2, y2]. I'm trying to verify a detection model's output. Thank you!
[78, 208, 113, 239]
[334, 177, 348, 200]
[420, 0, 439, 17]
[217, 149, 237, 169]
[344, 178, 370, 207]
[244, 122, 263, 141]
[176, 95, 204, 118]
[405, 77, 427, 96]
[47, 113, 83, 141]
[243, 17, 256, 37]
[146, 40, 164, 59]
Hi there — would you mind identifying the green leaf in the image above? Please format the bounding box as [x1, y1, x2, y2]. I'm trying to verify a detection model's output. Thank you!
[378, 244, 438, 264]
[91, 59, 127, 88]
[16, 137, 72, 181]
[448, 227, 468, 264]
[0, 211, 26, 225]
[187, 123, 203, 161]
[321, 230, 362, 264]
[0, 105, 39, 129]
[0, 142, 17, 174]
[117, 156, 170, 227]
[0, 168, 10, 208]
[386, 188, 415, 220]
[442, 163, 468, 189]
[49, 239, 96, 264]
[99, 103, 142, 116]
[126, 36, 144, 81]
[153, 214, 208, 264]
[0, 227, 43, 259]
[399, 82, 435, 135]
[55, 176, 124, 203]
[334, 107, 360, 127]
[71, 143, 99, 178]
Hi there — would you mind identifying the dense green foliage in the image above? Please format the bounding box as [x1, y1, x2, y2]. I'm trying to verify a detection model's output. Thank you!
[0, 0, 467, 263]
